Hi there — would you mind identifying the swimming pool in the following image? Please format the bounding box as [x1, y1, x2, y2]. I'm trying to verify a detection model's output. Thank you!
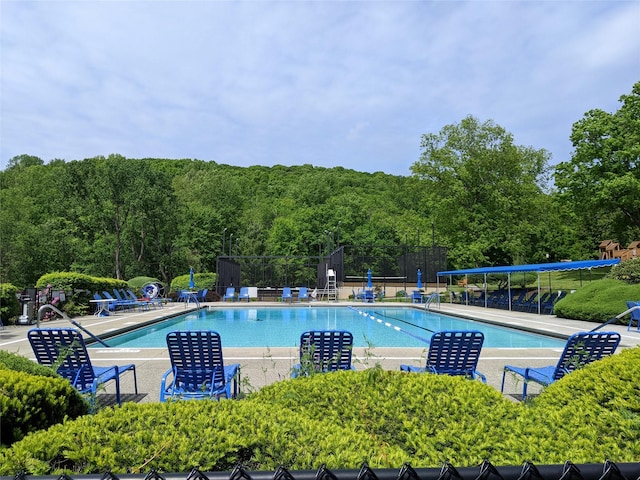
[97, 306, 566, 348]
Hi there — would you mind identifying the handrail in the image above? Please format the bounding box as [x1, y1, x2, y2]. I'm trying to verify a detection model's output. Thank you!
[423, 292, 440, 311]
[590, 304, 640, 332]
[36, 304, 111, 347]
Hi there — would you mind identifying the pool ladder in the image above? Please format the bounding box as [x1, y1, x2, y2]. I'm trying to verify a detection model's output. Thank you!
[423, 292, 440, 311]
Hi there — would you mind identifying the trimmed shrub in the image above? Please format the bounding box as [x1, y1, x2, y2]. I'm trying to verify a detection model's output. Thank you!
[0, 283, 21, 324]
[553, 279, 640, 323]
[1, 352, 639, 474]
[607, 257, 640, 284]
[170, 272, 216, 293]
[0, 369, 90, 446]
[0, 351, 58, 378]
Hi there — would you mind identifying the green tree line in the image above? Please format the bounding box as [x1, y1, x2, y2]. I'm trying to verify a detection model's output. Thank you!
[1, 82, 638, 289]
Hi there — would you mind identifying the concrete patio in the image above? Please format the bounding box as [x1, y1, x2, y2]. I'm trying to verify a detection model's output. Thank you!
[1, 300, 638, 406]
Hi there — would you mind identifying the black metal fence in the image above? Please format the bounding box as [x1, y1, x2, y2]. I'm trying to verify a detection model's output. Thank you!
[6, 460, 638, 480]
[214, 245, 447, 294]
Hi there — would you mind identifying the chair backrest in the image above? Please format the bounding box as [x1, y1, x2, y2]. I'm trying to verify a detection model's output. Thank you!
[282, 287, 292, 297]
[552, 331, 621, 381]
[627, 301, 640, 320]
[299, 330, 353, 372]
[239, 287, 249, 297]
[166, 331, 227, 389]
[28, 328, 96, 391]
[427, 331, 484, 377]
[299, 287, 308, 297]
[224, 287, 235, 296]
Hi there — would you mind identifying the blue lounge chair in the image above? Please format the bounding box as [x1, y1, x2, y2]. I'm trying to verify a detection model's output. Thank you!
[626, 301, 640, 331]
[238, 287, 250, 302]
[103, 290, 135, 311]
[292, 330, 354, 377]
[281, 287, 293, 303]
[160, 331, 240, 401]
[400, 331, 486, 382]
[298, 287, 309, 302]
[197, 288, 209, 302]
[411, 290, 423, 303]
[222, 287, 235, 302]
[28, 328, 138, 406]
[501, 331, 621, 400]
[93, 292, 116, 315]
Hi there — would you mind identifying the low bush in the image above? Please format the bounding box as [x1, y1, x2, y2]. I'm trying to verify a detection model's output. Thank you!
[1, 351, 639, 474]
[607, 257, 640, 284]
[553, 279, 640, 323]
[0, 351, 58, 378]
[170, 272, 216, 293]
[0, 369, 90, 446]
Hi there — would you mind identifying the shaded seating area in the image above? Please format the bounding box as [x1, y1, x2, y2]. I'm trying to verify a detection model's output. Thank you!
[439, 259, 621, 314]
[501, 331, 621, 400]
[400, 330, 486, 382]
[292, 330, 354, 377]
[28, 328, 138, 406]
[160, 331, 240, 401]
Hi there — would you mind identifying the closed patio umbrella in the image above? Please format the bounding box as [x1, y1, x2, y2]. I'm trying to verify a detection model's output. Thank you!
[189, 268, 195, 290]
[367, 269, 373, 289]
[417, 269, 423, 289]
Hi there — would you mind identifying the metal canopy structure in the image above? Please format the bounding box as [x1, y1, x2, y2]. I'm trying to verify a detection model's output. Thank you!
[437, 259, 621, 313]
[437, 259, 621, 276]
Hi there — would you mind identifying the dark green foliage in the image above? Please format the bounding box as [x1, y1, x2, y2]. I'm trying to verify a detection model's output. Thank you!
[553, 279, 640, 322]
[0, 283, 20, 324]
[607, 257, 640, 284]
[1, 354, 639, 474]
[0, 369, 89, 446]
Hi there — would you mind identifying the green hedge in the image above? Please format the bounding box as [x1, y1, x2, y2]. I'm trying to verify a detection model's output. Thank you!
[553, 279, 640, 323]
[1, 350, 639, 474]
[170, 272, 216, 292]
[0, 369, 90, 446]
[0, 283, 21, 324]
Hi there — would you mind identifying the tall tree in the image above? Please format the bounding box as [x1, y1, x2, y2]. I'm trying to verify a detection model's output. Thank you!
[411, 116, 551, 268]
[554, 81, 640, 246]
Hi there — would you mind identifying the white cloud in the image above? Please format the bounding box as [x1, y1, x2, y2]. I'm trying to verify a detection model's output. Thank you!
[1, 1, 638, 174]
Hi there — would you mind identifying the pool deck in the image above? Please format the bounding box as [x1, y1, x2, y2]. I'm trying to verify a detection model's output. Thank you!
[1, 300, 638, 405]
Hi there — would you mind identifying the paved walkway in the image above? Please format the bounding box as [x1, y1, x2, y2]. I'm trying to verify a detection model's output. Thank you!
[2, 301, 638, 405]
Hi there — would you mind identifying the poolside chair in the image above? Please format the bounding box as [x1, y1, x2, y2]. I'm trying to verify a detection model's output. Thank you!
[411, 290, 423, 304]
[292, 330, 354, 377]
[197, 288, 209, 302]
[363, 289, 374, 303]
[298, 287, 309, 302]
[281, 287, 293, 303]
[626, 301, 640, 331]
[222, 287, 236, 302]
[400, 331, 486, 382]
[238, 287, 250, 302]
[501, 331, 621, 400]
[103, 290, 136, 311]
[160, 331, 240, 401]
[93, 292, 117, 315]
[28, 328, 138, 406]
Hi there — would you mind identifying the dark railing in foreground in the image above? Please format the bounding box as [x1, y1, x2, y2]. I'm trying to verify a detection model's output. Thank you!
[7, 460, 640, 480]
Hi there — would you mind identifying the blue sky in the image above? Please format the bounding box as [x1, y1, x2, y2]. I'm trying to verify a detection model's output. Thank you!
[1, 1, 639, 176]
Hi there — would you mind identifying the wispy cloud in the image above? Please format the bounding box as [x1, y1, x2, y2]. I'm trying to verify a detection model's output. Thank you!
[2, 1, 638, 174]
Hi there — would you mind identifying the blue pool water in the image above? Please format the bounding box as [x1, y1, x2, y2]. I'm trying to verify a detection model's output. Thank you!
[98, 306, 566, 348]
